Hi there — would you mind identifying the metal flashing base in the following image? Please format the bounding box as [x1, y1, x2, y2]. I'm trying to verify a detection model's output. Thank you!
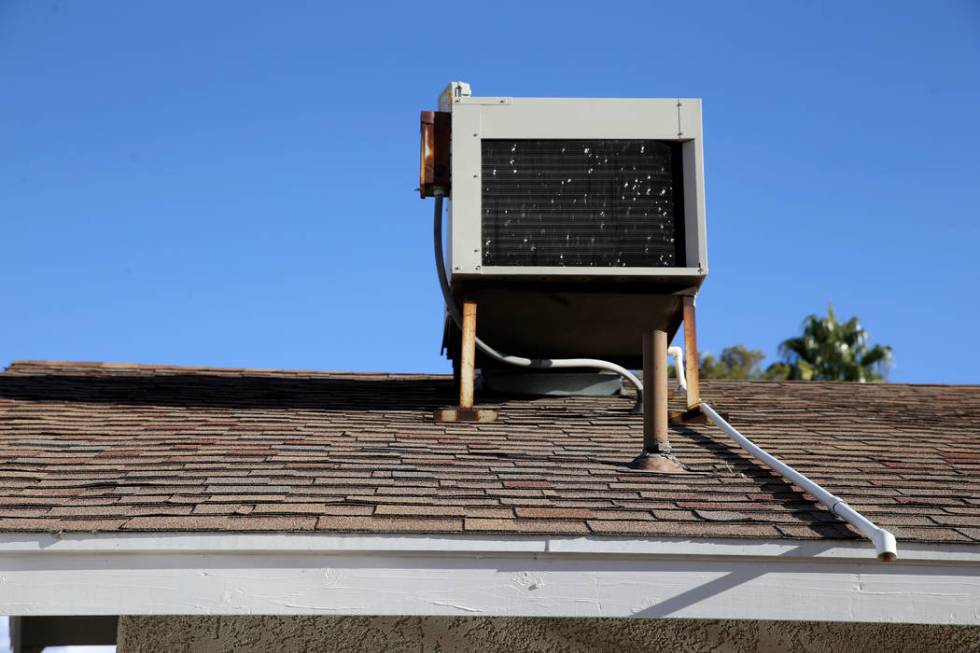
[434, 407, 498, 423]
[628, 452, 687, 474]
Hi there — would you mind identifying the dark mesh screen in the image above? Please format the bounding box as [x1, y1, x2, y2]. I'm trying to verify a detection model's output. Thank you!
[481, 139, 684, 267]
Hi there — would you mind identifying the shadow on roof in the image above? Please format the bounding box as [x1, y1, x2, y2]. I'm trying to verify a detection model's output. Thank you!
[0, 373, 467, 411]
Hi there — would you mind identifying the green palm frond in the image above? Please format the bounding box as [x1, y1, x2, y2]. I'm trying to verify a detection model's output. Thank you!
[777, 306, 892, 382]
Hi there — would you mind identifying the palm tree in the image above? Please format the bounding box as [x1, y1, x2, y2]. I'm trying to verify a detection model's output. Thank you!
[778, 305, 892, 382]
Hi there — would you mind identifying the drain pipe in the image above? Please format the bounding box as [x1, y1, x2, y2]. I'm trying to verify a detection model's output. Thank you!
[699, 402, 897, 562]
[669, 346, 898, 562]
[668, 346, 687, 392]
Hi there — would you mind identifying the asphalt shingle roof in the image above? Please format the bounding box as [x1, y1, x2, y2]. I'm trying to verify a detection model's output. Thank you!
[0, 360, 978, 544]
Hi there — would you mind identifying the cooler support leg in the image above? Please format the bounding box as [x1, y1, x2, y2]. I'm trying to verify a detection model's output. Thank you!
[434, 299, 497, 423]
[631, 329, 685, 473]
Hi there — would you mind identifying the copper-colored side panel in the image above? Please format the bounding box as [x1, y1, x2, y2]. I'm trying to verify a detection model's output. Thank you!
[419, 111, 435, 198]
[419, 111, 451, 197]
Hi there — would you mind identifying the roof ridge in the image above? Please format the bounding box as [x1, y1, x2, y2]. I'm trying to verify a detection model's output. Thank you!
[3, 360, 449, 379]
[3, 360, 976, 388]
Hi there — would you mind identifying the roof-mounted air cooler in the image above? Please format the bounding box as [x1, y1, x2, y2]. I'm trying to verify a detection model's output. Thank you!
[419, 84, 901, 561]
[422, 81, 707, 369]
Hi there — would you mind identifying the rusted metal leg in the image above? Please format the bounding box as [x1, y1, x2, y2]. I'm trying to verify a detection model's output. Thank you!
[459, 300, 476, 410]
[451, 352, 461, 395]
[646, 330, 669, 453]
[683, 296, 701, 411]
[669, 295, 711, 425]
[435, 299, 497, 423]
[631, 329, 685, 473]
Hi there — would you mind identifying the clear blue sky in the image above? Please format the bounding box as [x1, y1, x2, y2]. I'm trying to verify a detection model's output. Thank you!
[1, 1, 978, 384]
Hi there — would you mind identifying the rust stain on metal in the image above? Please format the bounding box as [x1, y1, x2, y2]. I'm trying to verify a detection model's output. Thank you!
[669, 407, 728, 425]
[419, 111, 451, 198]
[643, 330, 670, 453]
[434, 300, 495, 423]
[632, 329, 685, 473]
[683, 295, 701, 411]
[459, 300, 477, 410]
[434, 407, 498, 423]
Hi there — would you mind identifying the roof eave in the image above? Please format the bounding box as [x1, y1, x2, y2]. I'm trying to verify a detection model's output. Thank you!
[2, 532, 978, 624]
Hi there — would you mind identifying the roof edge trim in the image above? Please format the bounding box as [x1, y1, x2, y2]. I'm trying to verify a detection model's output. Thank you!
[1, 532, 978, 564]
[2, 533, 979, 622]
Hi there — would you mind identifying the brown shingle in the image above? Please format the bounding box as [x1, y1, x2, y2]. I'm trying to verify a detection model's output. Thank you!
[253, 503, 373, 516]
[122, 515, 317, 531]
[315, 516, 462, 533]
[0, 517, 127, 531]
[955, 528, 980, 541]
[374, 505, 514, 518]
[514, 507, 595, 519]
[694, 509, 748, 522]
[122, 516, 234, 531]
[464, 518, 589, 534]
[588, 520, 781, 538]
[930, 514, 980, 527]
[0, 360, 978, 545]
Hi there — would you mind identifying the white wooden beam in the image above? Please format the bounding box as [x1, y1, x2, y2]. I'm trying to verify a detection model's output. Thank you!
[0, 533, 977, 624]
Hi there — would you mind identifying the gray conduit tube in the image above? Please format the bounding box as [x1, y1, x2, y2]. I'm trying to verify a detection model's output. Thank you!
[433, 194, 644, 405]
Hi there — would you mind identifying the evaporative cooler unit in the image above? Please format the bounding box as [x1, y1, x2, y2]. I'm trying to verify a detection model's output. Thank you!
[421, 81, 707, 393]
[417, 84, 904, 562]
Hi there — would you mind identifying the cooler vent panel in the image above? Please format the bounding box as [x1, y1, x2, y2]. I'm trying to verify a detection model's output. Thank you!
[481, 139, 684, 267]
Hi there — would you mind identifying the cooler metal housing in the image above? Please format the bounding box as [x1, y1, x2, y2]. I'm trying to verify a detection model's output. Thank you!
[437, 83, 708, 368]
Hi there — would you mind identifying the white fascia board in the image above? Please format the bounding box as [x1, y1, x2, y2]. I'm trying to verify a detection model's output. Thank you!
[1, 533, 979, 624]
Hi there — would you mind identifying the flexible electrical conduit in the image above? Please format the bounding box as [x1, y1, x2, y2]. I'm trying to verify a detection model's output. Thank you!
[433, 194, 644, 403]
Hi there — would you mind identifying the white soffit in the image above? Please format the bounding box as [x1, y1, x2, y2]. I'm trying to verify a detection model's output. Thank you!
[1, 533, 978, 624]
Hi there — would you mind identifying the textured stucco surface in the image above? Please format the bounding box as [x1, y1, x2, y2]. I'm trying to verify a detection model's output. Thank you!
[117, 616, 980, 653]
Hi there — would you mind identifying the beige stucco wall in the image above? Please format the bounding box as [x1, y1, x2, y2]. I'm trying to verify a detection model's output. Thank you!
[117, 616, 980, 653]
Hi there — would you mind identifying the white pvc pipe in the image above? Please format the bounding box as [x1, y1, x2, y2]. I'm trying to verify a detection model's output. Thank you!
[668, 346, 687, 391]
[699, 401, 898, 562]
